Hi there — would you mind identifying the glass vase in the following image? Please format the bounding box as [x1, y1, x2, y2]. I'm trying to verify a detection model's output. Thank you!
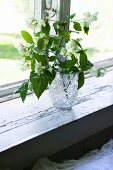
[49, 73, 78, 110]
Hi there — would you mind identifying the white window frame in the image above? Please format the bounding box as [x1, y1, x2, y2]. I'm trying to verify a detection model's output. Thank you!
[0, 0, 113, 103]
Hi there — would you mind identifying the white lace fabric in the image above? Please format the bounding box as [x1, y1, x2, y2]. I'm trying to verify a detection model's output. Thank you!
[32, 139, 113, 170]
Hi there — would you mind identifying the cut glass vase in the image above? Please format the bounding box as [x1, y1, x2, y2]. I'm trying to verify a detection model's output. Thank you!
[49, 73, 78, 110]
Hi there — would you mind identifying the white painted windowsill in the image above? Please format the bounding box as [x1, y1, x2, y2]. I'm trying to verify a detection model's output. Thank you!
[0, 70, 113, 153]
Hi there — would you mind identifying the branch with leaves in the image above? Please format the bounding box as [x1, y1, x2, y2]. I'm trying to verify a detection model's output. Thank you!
[17, 12, 98, 102]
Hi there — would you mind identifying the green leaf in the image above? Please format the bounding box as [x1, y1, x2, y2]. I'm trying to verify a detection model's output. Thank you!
[59, 31, 70, 40]
[84, 26, 89, 35]
[48, 36, 58, 47]
[18, 82, 28, 102]
[42, 21, 50, 35]
[69, 13, 76, 19]
[71, 54, 78, 63]
[31, 58, 36, 71]
[83, 60, 93, 71]
[45, 70, 56, 84]
[35, 32, 42, 37]
[76, 49, 88, 54]
[51, 47, 57, 52]
[53, 22, 63, 34]
[78, 72, 84, 89]
[37, 37, 45, 50]
[75, 40, 82, 49]
[23, 55, 31, 61]
[30, 72, 48, 98]
[34, 54, 48, 66]
[68, 66, 79, 73]
[73, 22, 82, 31]
[59, 60, 77, 69]
[21, 31, 34, 43]
[86, 60, 94, 70]
[87, 60, 93, 67]
[80, 51, 87, 69]
[49, 56, 57, 62]
[53, 22, 58, 33]
[57, 21, 68, 27]
[48, 37, 54, 46]
[33, 47, 40, 53]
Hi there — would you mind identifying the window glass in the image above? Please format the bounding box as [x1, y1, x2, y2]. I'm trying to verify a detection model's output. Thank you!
[71, 0, 113, 62]
[0, 0, 34, 86]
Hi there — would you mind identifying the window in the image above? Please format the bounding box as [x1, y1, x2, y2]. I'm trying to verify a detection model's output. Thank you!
[0, 1, 113, 161]
[0, 0, 113, 102]
[0, 0, 34, 86]
[71, 0, 113, 63]
[0, 0, 71, 101]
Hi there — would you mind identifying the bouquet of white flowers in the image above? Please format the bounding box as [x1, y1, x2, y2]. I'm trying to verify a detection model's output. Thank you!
[17, 12, 98, 102]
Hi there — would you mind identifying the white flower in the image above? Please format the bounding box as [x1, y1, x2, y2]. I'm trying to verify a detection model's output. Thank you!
[48, 67, 53, 73]
[40, 33, 46, 38]
[92, 12, 98, 21]
[26, 18, 46, 30]
[33, 32, 45, 43]
[84, 12, 92, 20]
[35, 62, 45, 75]
[26, 18, 38, 28]
[44, 39, 49, 45]
[66, 39, 79, 56]
[38, 20, 46, 29]
[91, 67, 106, 77]
[60, 48, 67, 57]
[20, 58, 30, 71]
[97, 67, 106, 77]
[16, 42, 25, 53]
[83, 12, 98, 27]
[16, 42, 32, 56]
[66, 40, 75, 52]
[25, 51, 31, 56]
[35, 62, 41, 75]
[28, 82, 33, 91]
[17, 42, 32, 57]
[51, 42, 57, 48]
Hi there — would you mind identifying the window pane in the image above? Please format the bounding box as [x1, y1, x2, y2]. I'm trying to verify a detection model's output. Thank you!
[71, 0, 113, 62]
[0, 0, 34, 86]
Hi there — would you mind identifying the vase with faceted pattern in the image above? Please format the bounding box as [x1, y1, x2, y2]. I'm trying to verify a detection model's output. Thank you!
[49, 73, 78, 110]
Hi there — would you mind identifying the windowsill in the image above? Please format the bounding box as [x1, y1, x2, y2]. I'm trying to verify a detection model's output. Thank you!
[1, 57, 113, 103]
[0, 68, 113, 154]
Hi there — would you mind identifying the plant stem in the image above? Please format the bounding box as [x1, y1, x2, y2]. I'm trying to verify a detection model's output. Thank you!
[61, 74, 69, 100]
